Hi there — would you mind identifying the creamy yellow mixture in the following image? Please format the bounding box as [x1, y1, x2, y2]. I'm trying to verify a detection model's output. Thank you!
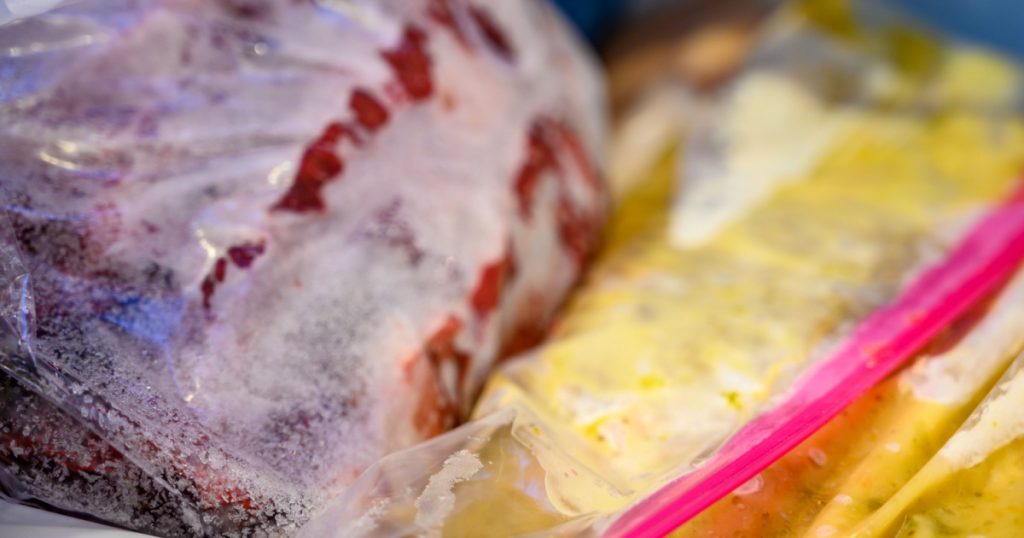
[668, 3, 1024, 537]
[472, 22, 1024, 528]
[675, 277, 1024, 538]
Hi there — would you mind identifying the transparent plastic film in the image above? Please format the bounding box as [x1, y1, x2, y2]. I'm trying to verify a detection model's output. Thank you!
[608, 183, 1024, 538]
[0, 0, 71, 25]
[320, 0, 1024, 536]
[608, 0, 1024, 535]
[673, 273, 1024, 538]
[0, 0, 606, 535]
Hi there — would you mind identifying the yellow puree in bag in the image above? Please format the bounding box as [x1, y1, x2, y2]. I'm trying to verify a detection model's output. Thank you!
[667, 4, 1024, 537]
[468, 17, 1024, 538]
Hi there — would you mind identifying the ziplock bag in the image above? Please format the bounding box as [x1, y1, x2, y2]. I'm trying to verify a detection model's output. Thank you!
[674, 266, 1024, 538]
[308, 0, 1024, 536]
[0, 0, 606, 535]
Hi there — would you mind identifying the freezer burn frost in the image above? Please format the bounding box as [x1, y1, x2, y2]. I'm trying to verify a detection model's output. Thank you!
[0, 0, 606, 535]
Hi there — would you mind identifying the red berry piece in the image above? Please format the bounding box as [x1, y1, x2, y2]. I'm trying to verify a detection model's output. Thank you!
[349, 88, 390, 131]
[381, 26, 434, 101]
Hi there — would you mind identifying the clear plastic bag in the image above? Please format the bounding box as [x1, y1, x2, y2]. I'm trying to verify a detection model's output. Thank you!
[0, 0, 606, 535]
[0, 0, 70, 25]
[675, 271, 1024, 538]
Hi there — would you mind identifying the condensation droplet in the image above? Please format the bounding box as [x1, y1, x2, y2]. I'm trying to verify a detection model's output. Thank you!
[734, 473, 764, 496]
[808, 447, 827, 467]
[815, 525, 837, 537]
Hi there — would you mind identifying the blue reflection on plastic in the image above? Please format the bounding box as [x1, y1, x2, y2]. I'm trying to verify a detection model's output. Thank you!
[551, 0, 625, 42]
[891, 0, 1024, 59]
[101, 295, 183, 347]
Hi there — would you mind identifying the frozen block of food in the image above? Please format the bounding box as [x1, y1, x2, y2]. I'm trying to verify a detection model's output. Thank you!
[0, 0, 606, 535]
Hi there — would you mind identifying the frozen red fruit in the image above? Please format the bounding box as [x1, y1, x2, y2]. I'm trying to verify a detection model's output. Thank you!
[557, 195, 598, 265]
[515, 121, 561, 218]
[272, 126, 346, 213]
[555, 122, 603, 192]
[227, 241, 266, 269]
[428, 0, 468, 47]
[350, 89, 390, 131]
[470, 6, 515, 61]
[382, 26, 434, 101]
[471, 257, 507, 316]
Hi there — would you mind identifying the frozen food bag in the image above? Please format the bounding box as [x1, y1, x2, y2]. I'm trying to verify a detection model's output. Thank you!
[674, 271, 1024, 538]
[656, 11, 1024, 534]
[307, 0, 1024, 536]
[0, 0, 607, 535]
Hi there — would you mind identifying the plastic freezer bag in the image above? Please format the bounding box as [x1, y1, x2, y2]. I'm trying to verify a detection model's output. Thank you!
[0, 0, 606, 535]
[309, 1, 1024, 536]
[675, 271, 1024, 538]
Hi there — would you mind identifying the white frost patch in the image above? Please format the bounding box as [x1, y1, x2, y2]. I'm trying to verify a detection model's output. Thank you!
[902, 269, 1024, 405]
[734, 474, 764, 496]
[940, 356, 1024, 470]
[670, 70, 851, 248]
[345, 498, 390, 538]
[413, 449, 483, 536]
[808, 447, 827, 467]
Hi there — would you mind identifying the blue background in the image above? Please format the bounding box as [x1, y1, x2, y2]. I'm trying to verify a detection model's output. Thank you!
[553, 0, 1024, 61]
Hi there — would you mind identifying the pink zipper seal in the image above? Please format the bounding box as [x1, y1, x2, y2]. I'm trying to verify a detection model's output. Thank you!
[604, 181, 1024, 538]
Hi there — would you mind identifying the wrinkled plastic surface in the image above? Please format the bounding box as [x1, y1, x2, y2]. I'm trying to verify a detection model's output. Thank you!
[0, 0, 69, 25]
[609, 184, 1024, 538]
[310, 1, 1024, 536]
[0, 500, 148, 537]
[675, 272, 1024, 538]
[0, 0, 606, 535]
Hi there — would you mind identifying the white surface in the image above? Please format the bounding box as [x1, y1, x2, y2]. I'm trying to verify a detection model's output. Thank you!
[0, 0, 68, 24]
[0, 501, 149, 537]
